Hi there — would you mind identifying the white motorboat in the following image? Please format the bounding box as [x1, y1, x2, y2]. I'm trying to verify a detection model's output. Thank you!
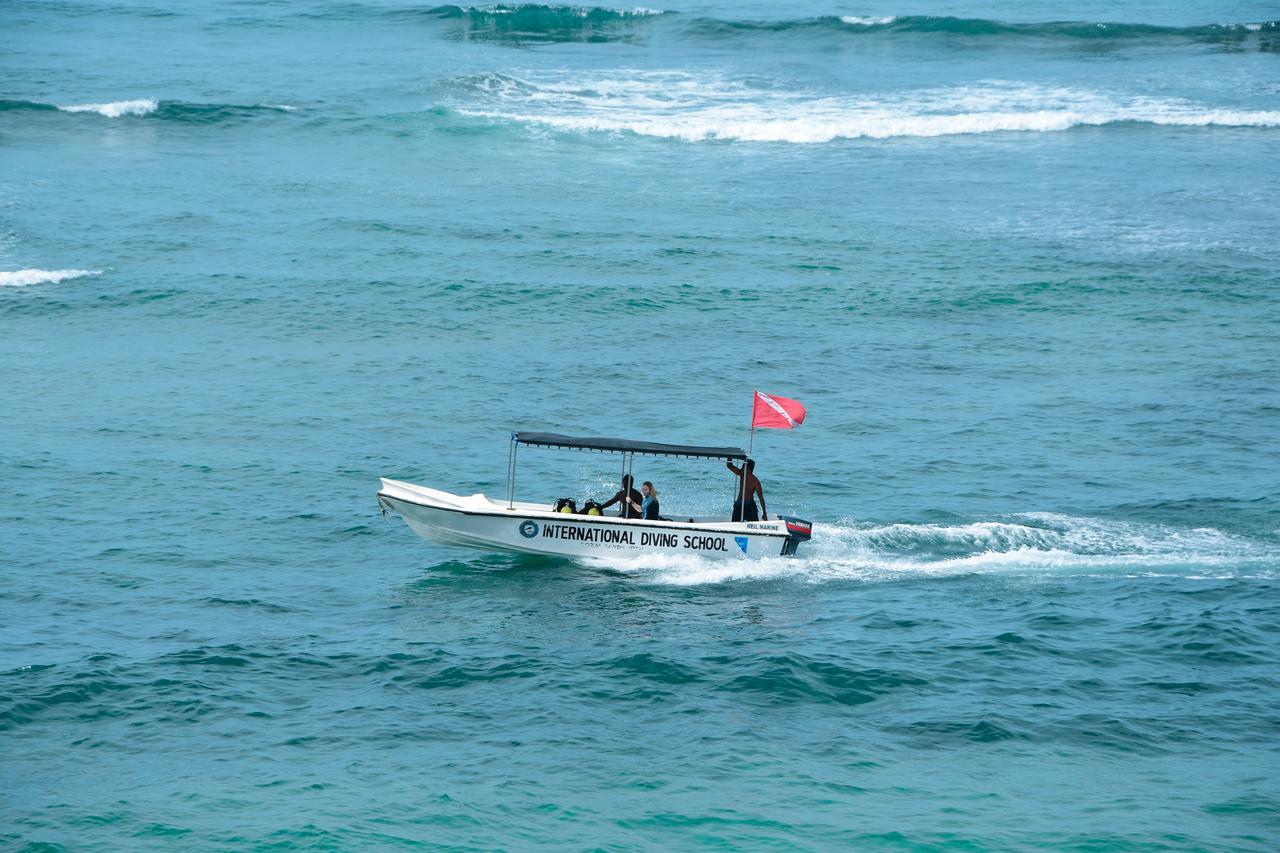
[377, 432, 813, 560]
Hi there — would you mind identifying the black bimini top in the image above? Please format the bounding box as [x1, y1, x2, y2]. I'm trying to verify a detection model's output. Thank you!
[513, 432, 747, 461]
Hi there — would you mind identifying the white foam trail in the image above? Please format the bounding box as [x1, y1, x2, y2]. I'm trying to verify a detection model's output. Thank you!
[585, 513, 1279, 585]
[58, 99, 158, 118]
[840, 15, 896, 26]
[0, 268, 102, 287]
[260, 103, 298, 112]
[456, 74, 1280, 143]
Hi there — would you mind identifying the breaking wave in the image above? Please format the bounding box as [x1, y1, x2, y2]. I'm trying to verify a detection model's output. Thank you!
[411, 6, 1278, 47]
[449, 74, 1280, 143]
[684, 14, 1278, 45]
[589, 512, 1279, 586]
[0, 269, 101, 287]
[58, 98, 159, 117]
[0, 98, 297, 122]
[422, 3, 666, 42]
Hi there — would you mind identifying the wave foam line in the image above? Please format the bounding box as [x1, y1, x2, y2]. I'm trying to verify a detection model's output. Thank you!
[0, 269, 102, 287]
[840, 15, 897, 27]
[58, 99, 158, 118]
[453, 75, 1280, 143]
[40, 99, 296, 121]
[476, 107, 1280, 142]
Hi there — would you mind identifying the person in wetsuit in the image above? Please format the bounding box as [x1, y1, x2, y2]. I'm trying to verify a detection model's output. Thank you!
[600, 474, 643, 519]
[726, 459, 767, 522]
[628, 481, 661, 520]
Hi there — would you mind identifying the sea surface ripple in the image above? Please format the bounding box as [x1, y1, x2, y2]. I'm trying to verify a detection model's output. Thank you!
[3, 0, 1279, 848]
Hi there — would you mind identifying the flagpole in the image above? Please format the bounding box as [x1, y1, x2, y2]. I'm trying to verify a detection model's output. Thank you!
[739, 392, 753, 522]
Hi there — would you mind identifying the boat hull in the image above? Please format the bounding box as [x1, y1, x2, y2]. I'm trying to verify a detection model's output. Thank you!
[377, 479, 806, 560]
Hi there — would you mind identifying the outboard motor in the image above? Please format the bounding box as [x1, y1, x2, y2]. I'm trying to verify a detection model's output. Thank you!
[779, 515, 812, 556]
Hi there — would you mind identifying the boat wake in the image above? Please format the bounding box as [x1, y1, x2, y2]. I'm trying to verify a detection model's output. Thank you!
[588, 512, 1280, 585]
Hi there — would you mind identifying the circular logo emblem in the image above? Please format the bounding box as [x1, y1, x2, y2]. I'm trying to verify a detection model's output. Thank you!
[519, 520, 539, 539]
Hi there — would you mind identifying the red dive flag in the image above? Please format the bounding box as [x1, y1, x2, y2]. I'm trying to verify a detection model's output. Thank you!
[752, 390, 806, 429]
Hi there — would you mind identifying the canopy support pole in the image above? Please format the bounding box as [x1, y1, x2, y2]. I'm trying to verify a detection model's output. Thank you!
[507, 433, 518, 509]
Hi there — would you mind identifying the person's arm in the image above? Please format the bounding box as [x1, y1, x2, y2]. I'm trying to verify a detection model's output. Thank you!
[600, 490, 621, 509]
[755, 482, 767, 520]
[726, 461, 742, 476]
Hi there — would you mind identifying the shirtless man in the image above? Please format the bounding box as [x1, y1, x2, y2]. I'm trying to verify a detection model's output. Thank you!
[726, 459, 767, 522]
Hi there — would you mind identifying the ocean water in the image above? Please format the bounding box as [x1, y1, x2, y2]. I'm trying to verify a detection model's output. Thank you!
[3, 0, 1280, 848]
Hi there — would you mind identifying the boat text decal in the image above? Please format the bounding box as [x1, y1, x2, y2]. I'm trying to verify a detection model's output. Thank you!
[536, 523, 729, 552]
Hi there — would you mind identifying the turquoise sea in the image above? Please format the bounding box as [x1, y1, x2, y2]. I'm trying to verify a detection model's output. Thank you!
[3, 0, 1280, 848]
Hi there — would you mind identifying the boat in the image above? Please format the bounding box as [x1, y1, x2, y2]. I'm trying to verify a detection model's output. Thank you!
[376, 431, 813, 560]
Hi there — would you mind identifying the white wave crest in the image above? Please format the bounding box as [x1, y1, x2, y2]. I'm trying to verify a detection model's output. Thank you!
[454, 74, 1280, 143]
[58, 98, 158, 118]
[0, 268, 101, 287]
[585, 512, 1279, 585]
[840, 15, 896, 26]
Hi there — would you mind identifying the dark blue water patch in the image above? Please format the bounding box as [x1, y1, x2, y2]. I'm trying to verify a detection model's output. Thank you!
[5, 0, 182, 20]
[1203, 793, 1280, 826]
[200, 597, 295, 614]
[889, 709, 1238, 754]
[405, 657, 544, 690]
[293, 105, 517, 141]
[0, 99, 61, 113]
[591, 652, 704, 685]
[150, 101, 299, 124]
[717, 653, 928, 706]
[1107, 496, 1280, 539]
[891, 717, 1030, 745]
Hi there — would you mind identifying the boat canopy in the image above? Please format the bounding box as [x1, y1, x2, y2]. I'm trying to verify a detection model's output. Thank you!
[513, 431, 747, 461]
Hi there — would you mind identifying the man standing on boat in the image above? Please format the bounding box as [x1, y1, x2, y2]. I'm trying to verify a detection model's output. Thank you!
[726, 459, 767, 522]
[600, 474, 643, 519]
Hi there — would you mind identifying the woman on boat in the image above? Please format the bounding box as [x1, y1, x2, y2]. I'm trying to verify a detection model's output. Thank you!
[628, 481, 661, 520]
